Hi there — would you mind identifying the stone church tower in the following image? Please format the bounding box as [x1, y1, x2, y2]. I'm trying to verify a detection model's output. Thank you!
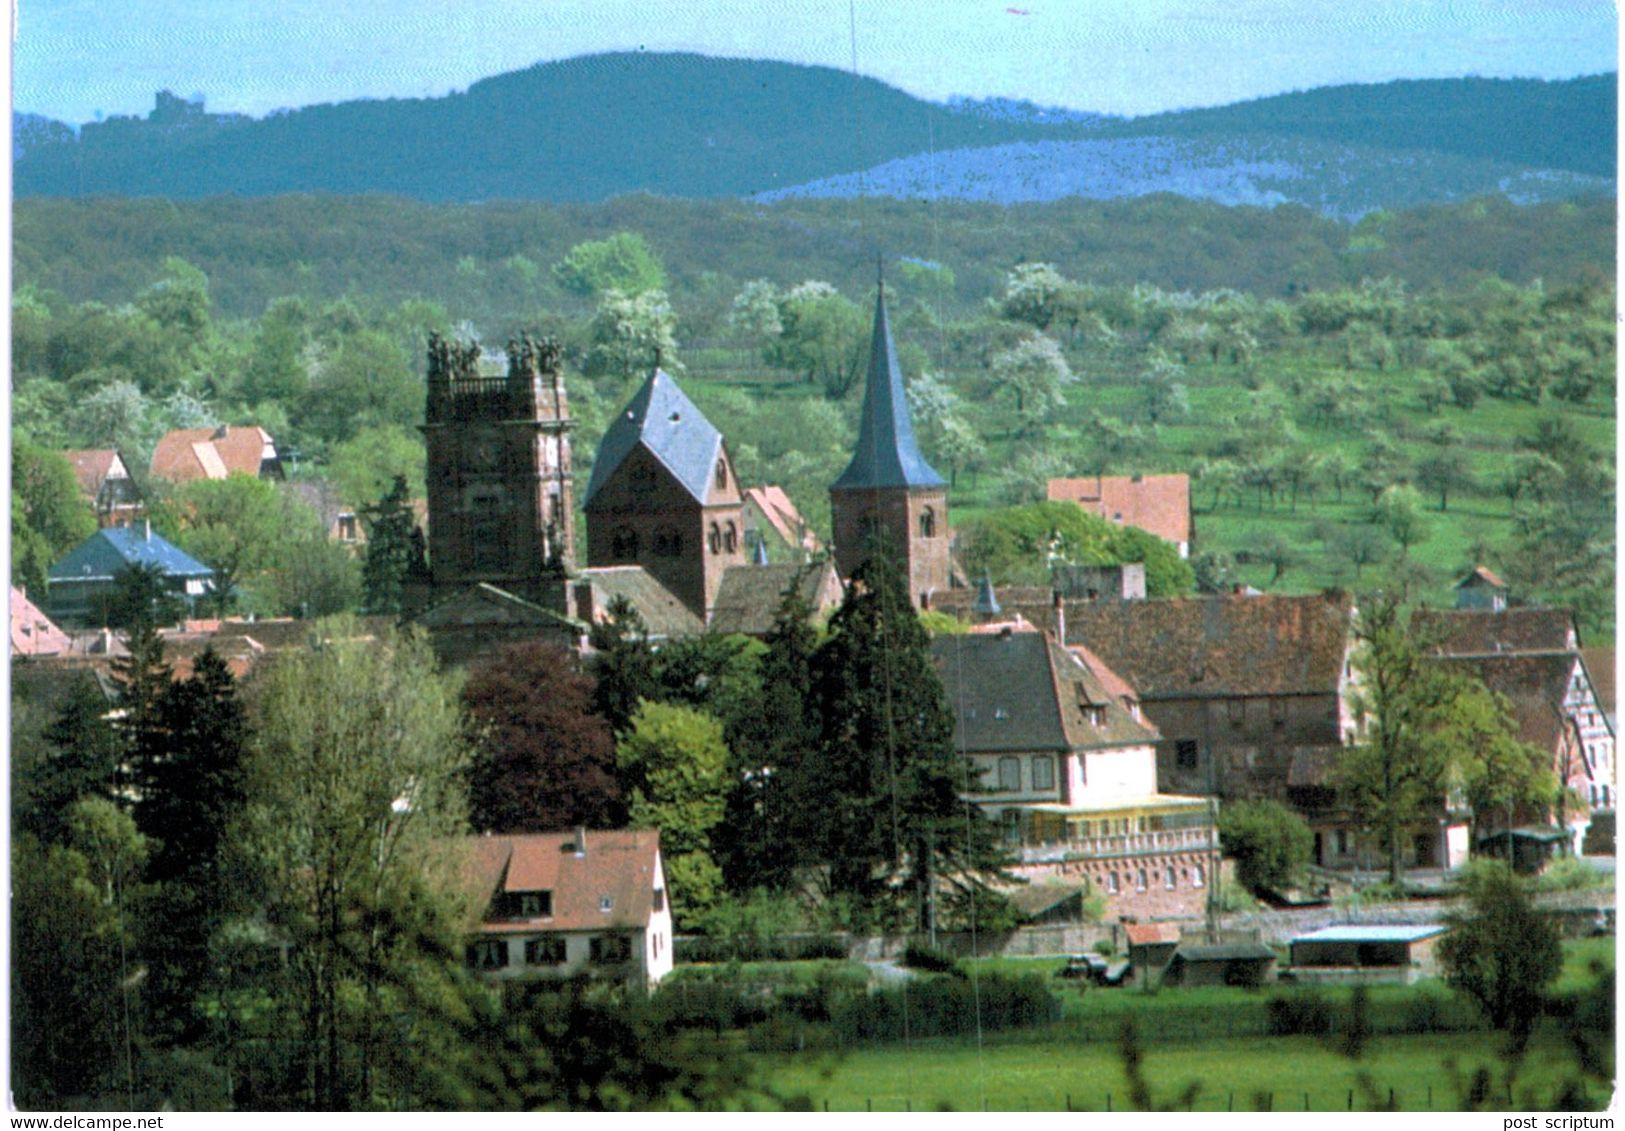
[422, 333, 575, 593]
[583, 367, 746, 619]
[830, 282, 951, 607]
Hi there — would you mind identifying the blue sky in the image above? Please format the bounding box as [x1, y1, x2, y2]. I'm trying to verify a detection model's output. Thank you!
[13, 0, 1619, 125]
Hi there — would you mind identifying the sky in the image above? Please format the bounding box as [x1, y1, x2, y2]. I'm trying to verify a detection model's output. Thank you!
[12, 0, 1620, 125]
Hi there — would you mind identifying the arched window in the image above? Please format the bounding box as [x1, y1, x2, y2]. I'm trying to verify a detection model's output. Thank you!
[708, 523, 722, 554]
[1136, 869, 1148, 892]
[1164, 867, 1176, 890]
[653, 528, 682, 558]
[1106, 872, 1119, 895]
[723, 522, 738, 553]
[919, 506, 935, 538]
[1193, 865, 1205, 888]
[715, 459, 727, 489]
[611, 526, 639, 559]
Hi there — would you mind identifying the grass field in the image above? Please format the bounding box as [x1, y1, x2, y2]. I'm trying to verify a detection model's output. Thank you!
[762, 1031, 1610, 1112]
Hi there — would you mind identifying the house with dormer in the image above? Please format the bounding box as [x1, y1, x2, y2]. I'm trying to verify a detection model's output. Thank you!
[931, 625, 1216, 919]
[461, 828, 673, 989]
[150, 425, 284, 483]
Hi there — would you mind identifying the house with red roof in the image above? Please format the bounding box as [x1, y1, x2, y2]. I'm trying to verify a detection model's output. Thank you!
[149, 425, 284, 484]
[64, 449, 144, 527]
[1047, 474, 1193, 558]
[11, 587, 72, 656]
[461, 828, 673, 988]
[742, 485, 822, 562]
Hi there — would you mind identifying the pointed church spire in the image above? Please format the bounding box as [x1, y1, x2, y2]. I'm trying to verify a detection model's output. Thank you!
[830, 276, 946, 491]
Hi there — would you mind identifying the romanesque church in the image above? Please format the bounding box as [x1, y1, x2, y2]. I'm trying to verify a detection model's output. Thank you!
[417, 279, 953, 640]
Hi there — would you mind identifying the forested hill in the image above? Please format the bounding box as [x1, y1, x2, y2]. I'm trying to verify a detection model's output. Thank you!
[1094, 75, 1617, 178]
[12, 53, 1083, 202]
[12, 53, 1615, 209]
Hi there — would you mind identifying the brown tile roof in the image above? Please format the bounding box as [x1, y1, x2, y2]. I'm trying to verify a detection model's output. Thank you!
[1047, 474, 1191, 546]
[462, 830, 664, 933]
[150, 426, 275, 482]
[707, 560, 843, 636]
[1062, 592, 1356, 699]
[1581, 648, 1614, 719]
[1411, 607, 1579, 656]
[928, 586, 1056, 619]
[11, 588, 72, 656]
[931, 629, 1158, 753]
[1432, 653, 1579, 754]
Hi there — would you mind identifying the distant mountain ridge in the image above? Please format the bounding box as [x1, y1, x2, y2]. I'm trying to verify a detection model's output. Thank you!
[12, 52, 1615, 215]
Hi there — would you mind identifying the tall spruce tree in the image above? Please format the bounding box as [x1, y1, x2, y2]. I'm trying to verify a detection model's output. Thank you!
[359, 474, 428, 616]
[718, 575, 822, 893]
[806, 549, 1004, 926]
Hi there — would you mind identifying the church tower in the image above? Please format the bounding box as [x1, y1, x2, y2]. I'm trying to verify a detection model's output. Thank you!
[422, 333, 575, 593]
[830, 280, 950, 607]
[583, 367, 746, 619]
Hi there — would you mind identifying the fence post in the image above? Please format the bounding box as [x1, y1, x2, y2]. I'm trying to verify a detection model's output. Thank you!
[1304, 1092, 1310, 1110]
[866, 1098, 871, 1112]
[1227, 1092, 1233, 1112]
[1347, 1089, 1353, 1111]
[1388, 1087, 1394, 1109]
[1066, 1093, 1072, 1112]
[1107, 1092, 1112, 1112]
[1267, 1092, 1274, 1112]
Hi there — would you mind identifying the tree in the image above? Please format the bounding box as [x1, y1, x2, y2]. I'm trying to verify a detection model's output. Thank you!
[998, 263, 1080, 333]
[463, 641, 621, 833]
[803, 549, 1005, 925]
[616, 701, 731, 923]
[1340, 598, 1547, 885]
[1416, 449, 1472, 511]
[1438, 862, 1562, 1045]
[958, 501, 1192, 596]
[13, 441, 97, 558]
[1373, 484, 1429, 557]
[359, 474, 428, 616]
[552, 231, 666, 298]
[1217, 800, 1311, 896]
[326, 424, 426, 509]
[765, 281, 866, 399]
[12, 676, 124, 846]
[149, 473, 324, 614]
[989, 332, 1073, 429]
[583, 288, 684, 387]
[244, 618, 475, 1109]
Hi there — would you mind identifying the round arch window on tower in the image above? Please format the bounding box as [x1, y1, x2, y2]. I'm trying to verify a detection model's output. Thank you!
[919, 506, 936, 538]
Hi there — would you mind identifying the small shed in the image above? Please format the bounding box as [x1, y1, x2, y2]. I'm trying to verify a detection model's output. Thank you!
[1162, 941, 1277, 988]
[1477, 826, 1570, 874]
[1124, 923, 1180, 983]
[1289, 925, 1446, 980]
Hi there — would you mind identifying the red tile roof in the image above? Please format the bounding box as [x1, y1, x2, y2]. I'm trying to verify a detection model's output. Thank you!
[1411, 608, 1579, 656]
[463, 830, 664, 933]
[150, 426, 275, 482]
[1125, 923, 1181, 946]
[744, 486, 823, 554]
[1048, 474, 1191, 546]
[11, 588, 72, 656]
[63, 449, 123, 499]
[1458, 565, 1508, 590]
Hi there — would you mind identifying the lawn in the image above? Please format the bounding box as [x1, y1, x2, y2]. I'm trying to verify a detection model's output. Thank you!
[762, 1030, 1610, 1112]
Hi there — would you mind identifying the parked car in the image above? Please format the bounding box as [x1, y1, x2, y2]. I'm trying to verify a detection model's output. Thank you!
[1057, 954, 1129, 986]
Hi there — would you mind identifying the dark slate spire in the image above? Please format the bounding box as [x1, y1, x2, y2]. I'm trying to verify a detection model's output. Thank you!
[830, 281, 946, 491]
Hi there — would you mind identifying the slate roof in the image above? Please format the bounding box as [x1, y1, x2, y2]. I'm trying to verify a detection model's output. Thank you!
[706, 560, 842, 637]
[578, 566, 705, 639]
[583, 369, 724, 507]
[1047, 474, 1192, 547]
[49, 526, 214, 584]
[463, 829, 664, 933]
[415, 583, 586, 633]
[1061, 592, 1356, 699]
[150, 425, 276, 482]
[830, 287, 945, 491]
[1411, 607, 1579, 656]
[931, 629, 1158, 754]
[1172, 942, 1278, 963]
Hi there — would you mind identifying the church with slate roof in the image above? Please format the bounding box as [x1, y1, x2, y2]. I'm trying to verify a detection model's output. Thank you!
[418, 274, 953, 638]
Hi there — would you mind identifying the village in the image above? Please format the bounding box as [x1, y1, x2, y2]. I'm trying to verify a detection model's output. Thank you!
[15, 278, 1615, 1020]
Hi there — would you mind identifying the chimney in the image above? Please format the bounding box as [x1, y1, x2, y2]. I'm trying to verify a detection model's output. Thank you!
[1052, 590, 1066, 643]
[575, 826, 587, 858]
